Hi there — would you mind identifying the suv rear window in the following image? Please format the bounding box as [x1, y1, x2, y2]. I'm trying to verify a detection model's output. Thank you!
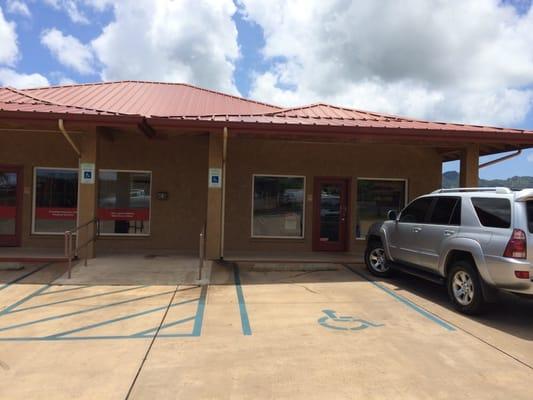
[471, 197, 511, 228]
[527, 201, 533, 233]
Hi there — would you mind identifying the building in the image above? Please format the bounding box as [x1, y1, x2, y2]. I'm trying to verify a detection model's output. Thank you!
[1, 81, 532, 263]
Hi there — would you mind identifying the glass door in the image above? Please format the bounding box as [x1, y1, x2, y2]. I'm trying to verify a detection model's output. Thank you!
[0, 166, 22, 246]
[313, 177, 349, 251]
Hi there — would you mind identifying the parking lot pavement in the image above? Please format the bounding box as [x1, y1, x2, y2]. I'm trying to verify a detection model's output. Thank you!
[0, 261, 532, 399]
[130, 262, 533, 400]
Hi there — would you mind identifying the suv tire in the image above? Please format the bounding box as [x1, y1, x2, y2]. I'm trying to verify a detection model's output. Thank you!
[365, 240, 392, 277]
[447, 261, 484, 315]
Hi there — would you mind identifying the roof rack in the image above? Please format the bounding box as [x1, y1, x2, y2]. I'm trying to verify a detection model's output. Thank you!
[432, 187, 512, 194]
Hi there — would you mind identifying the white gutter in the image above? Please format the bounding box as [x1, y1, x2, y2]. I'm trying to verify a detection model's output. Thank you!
[479, 149, 522, 169]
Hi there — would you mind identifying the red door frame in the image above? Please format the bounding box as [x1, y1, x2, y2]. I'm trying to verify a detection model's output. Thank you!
[312, 177, 350, 252]
[0, 164, 23, 247]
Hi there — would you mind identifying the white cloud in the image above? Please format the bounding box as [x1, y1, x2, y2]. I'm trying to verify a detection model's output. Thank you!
[0, 68, 49, 88]
[528, 152, 533, 163]
[41, 28, 94, 74]
[90, 0, 240, 94]
[43, 0, 88, 24]
[6, 0, 31, 18]
[240, 0, 533, 126]
[0, 7, 19, 66]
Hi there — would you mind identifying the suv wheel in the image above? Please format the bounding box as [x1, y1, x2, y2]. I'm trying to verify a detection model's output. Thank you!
[365, 241, 391, 277]
[447, 261, 484, 314]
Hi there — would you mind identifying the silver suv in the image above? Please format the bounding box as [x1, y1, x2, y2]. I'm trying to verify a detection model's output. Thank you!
[365, 187, 533, 314]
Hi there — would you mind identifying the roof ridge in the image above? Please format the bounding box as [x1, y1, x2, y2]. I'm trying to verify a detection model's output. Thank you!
[22, 80, 283, 111]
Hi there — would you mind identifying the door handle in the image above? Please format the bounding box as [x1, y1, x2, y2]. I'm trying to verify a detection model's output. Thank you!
[412, 227, 422, 233]
[444, 230, 455, 236]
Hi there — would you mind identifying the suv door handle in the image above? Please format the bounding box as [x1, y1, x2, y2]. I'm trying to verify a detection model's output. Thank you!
[412, 227, 422, 233]
[444, 230, 455, 236]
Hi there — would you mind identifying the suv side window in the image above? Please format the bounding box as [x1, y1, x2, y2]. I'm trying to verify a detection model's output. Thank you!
[471, 197, 511, 228]
[399, 197, 433, 223]
[429, 197, 461, 225]
[526, 201, 533, 233]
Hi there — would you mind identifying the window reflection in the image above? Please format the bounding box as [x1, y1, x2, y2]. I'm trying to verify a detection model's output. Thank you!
[98, 170, 151, 235]
[34, 168, 78, 234]
[356, 179, 406, 238]
[253, 176, 305, 238]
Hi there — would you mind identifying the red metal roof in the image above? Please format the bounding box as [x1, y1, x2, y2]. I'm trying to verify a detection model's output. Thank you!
[160, 103, 533, 135]
[0, 82, 531, 140]
[22, 81, 280, 117]
[0, 87, 124, 116]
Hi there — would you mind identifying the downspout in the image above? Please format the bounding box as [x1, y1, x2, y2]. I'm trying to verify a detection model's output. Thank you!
[58, 119, 81, 156]
[220, 127, 228, 259]
[58, 119, 81, 250]
[479, 149, 522, 169]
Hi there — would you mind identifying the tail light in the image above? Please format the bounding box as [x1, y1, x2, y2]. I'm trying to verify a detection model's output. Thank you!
[503, 229, 527, 259]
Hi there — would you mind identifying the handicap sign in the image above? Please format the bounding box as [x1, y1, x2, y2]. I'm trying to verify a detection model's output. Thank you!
[318, 309, 384, 331]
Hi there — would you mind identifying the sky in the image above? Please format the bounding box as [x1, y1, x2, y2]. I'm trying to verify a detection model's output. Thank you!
[0, 0, 532, 179]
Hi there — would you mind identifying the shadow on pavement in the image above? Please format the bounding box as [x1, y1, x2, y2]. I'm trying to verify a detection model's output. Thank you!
[363, 264, 533, 341]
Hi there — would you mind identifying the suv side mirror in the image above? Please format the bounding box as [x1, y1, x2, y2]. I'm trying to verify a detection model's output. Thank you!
[387, 210, 397, 221]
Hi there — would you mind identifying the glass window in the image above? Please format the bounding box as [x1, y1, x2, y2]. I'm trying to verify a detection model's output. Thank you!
[33, 168, 78, 234]
[399, 197, 433, 223]
[471, 197, 511, 228]
[98, 170, 151, 235]
[356, 179, 406, 238]
[429, 197, 460, 225]
[252, 175, 305, 238]
[0, 172, 18, 235]
[527, 201, 533, 234]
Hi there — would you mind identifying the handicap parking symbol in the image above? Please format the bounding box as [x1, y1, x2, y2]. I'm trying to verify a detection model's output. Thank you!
[318, 309, 384, 331]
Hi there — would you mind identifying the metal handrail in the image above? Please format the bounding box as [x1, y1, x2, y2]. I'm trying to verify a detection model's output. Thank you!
[198, 223, 206, 280]
[64, 218, 99, 279]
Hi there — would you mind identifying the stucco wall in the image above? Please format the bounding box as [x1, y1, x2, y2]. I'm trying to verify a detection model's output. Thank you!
[223, 137, 442, 255]
[1, 131, 442, 256]
[0, 130, 208, 252]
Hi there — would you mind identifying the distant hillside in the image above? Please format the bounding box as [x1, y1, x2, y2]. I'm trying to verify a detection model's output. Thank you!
[442, 171, 533, 189]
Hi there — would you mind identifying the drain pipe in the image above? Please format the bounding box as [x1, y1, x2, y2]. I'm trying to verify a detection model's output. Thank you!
[479, 149, 522, 169]
[58, 119, 81, 156]
[58, 119, 82, 253]
[220, 127, 228, 259]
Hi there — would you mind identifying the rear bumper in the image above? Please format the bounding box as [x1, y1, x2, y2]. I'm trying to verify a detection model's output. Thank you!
[484, 256, 532, 291]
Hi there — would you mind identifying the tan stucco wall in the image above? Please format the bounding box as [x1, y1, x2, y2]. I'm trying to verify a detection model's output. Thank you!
[223, 137, 442, 255]
[0, 130, 208, 253]
[2, 130, 442, 256]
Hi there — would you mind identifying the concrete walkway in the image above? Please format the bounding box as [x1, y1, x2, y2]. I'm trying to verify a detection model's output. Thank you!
[0, 261, 531, 399]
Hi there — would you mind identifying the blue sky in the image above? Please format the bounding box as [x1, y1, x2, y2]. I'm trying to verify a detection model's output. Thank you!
[1, 0, 532, 179]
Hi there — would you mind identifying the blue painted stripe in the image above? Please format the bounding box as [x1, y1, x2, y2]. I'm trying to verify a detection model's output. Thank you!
[0, 289, 176, 333]
[133, 316, 196, 337]
[36, 285, 89, 297]
[0, 263, 51, 292]
[10, 285, 146, 314]
[191, 285, 208, 336]
[344, 264, 456, 332]
[233, 265, 252, 336]
[0, 285, 50, 316]
[0, 334, 196, 341]
[48, 297, 199, 338]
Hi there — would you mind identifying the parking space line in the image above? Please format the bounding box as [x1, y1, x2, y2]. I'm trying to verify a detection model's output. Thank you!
[343, 264, 456, 332]
[0, 263, 51, 292]
[233, 265, 252, 336]
[9, 285, 146, 314]
[191, 285, 208, 336]
[0, 288, 177, 334]
[48, 297, 200, 339]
